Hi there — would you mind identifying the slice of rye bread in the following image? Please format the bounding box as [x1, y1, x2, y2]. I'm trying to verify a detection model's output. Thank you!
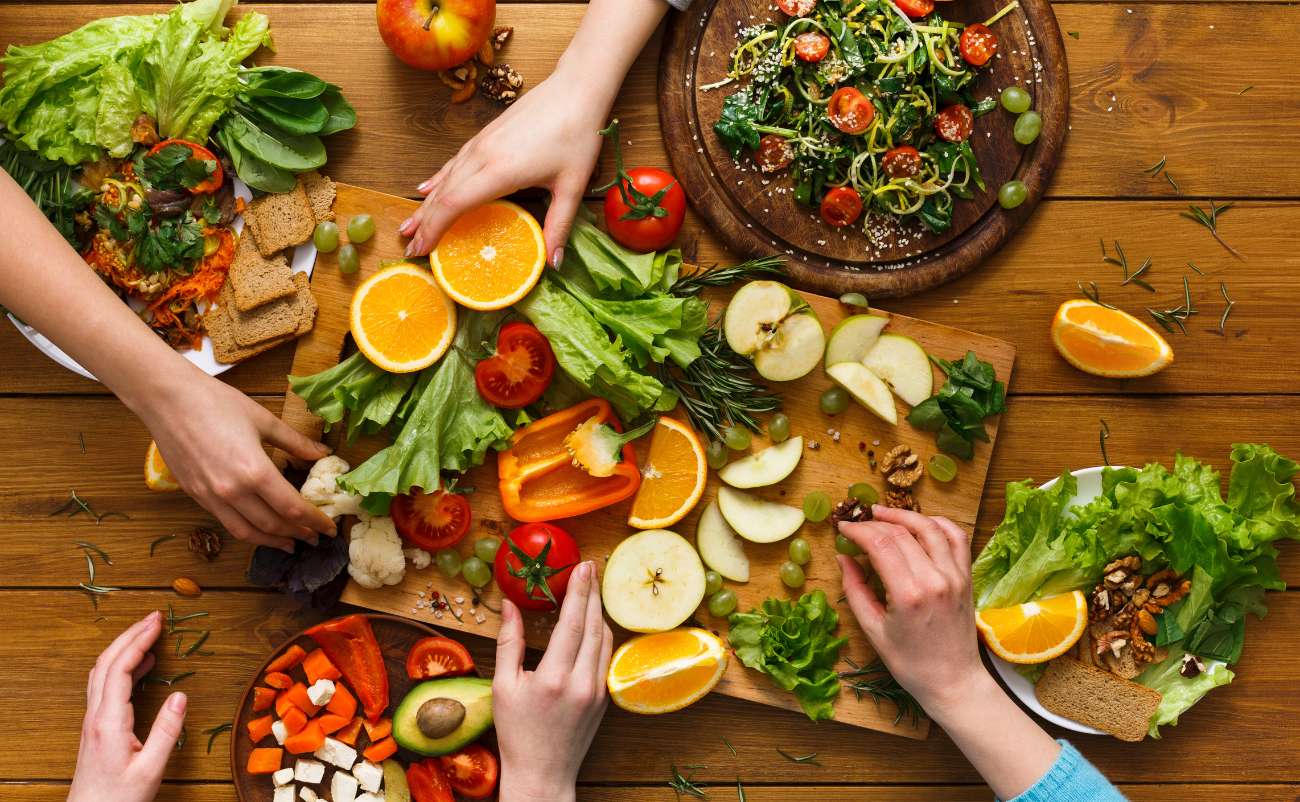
[229, 233, 296, 311]
[244, 181, 315, 257]
[229, 289, 301, 347]
[206, 285, 292, 365]
[1035, 656, 1162, 742]
[301, 171, 336, 223]
[291, 272, 318, 335]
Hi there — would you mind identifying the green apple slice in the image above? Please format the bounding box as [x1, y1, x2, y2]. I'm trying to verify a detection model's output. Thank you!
[824, 314, 889, 367]
[862, 333, 933, 407]
[724, 280, 826, 382]
[826, 361, 897, 424]
[718, 436, 804, 488]
[717, 486, 804, 543]
[601, 529, 705, 633]
[752, 313, 825, 382]
[695, 499, 750, 582]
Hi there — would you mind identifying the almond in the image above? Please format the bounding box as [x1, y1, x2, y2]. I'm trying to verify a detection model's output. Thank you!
[172, 577, 201, 597]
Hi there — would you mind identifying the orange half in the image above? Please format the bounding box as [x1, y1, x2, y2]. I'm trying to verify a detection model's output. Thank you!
[350, 262, 457, 373]
[976, 590, 1088, 664]
[608, 628, 728, 714]
[627, 417, 707, 529]
[1051, 299, 1173, 378]
[145, 440, 180, 492]
[430, 200, 546, 310]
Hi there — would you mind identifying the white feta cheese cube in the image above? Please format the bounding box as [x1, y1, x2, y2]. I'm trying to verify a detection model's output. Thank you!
[271, 719, 289, 746]
[355, 793, 385, 802]
[298, 788, 318, 802]
[272, 767, 295, 787]
[314, 737, 357, 772]
[331, 770, 359, 802]
[293, 758, 326, 784]
[306, 678, 336, 707]
[352, 760, 384, 793]
[273, 785, 296, 802]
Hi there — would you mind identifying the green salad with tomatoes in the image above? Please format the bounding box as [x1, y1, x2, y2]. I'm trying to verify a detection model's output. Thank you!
[710, 0, 1012, 235]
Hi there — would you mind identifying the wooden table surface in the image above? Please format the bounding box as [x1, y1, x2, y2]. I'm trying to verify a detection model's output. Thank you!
[2, 2, 1298, 800]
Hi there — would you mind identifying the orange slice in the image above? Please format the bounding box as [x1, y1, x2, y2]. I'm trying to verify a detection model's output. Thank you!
[627, 417, 707, 529]
[976, 590, 1088, 664]
[430, 200, 546, 310]
[607, 628, 728, 714]
[350, 262, 457, 373]
[145, 440, 180, 492]
[1051, 299, 1173, 378]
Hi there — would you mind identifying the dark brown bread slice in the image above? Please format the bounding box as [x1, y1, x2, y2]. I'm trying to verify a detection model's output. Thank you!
[229, 233, 296, 311]
[292, 272, 317, 335]
[228, 290, 300, 347]
[206, 284, 293, 364]
[1035, 656, 1162, 742]
[244, 182, 315, 256]
[301, 171, 336, 223]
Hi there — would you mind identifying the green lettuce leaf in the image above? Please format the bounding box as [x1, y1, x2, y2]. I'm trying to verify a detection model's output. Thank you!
[288, 351, 416, 442]
[563, 212, 676, 297]
[1136, 647, 1234, 738]
[94, 61, 141, 159]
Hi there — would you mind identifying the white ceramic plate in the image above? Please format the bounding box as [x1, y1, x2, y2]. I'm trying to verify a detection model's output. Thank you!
[6, 177, 316, 381]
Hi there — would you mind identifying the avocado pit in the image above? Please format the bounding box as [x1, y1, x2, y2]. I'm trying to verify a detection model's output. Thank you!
[416, 697, 466, 739]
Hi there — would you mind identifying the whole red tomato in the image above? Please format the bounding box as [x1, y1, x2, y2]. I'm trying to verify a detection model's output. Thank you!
[493, 522, 580, 612]
[603, 167, 686, 252]
[376, 0, 495, 72]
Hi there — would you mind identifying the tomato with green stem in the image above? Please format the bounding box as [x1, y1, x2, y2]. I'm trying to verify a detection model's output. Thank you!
[474, 322, 555, 409]
[391, 489, 471, 551]
[494, 522, 580, 611]
[594, 120, 685, 252]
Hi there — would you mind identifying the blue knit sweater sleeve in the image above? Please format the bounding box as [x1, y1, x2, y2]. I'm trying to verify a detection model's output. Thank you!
[1006, 741, 1126, 802]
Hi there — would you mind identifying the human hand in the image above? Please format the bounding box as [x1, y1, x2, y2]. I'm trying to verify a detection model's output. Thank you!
[492, 562, 612, 802]
[69, 612, 187, 802]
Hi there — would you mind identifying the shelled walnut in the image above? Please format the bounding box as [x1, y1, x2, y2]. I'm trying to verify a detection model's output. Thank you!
[438, 26, 521, 105]
[188, 526, 222, 561]
[879, 445, 922, 511]
[830, 499, 872, 530]
[480, 64, 524, 106]
[1079, 555, 1191, 680]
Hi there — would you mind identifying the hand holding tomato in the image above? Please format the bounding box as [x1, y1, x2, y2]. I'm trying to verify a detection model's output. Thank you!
[494, 522, 580, 611]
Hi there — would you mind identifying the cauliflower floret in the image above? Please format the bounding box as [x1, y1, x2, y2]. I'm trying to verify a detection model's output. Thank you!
[300, 456, 362, 519]
[347, 516, 406, 589]
[404, 548, 432, 569]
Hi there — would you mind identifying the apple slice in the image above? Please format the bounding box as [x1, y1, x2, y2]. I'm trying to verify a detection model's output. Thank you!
[862, 333, 933, 406]
[724, 281, 826, 382]
[824, 314, 889, 367]
[716, 486, 803, 544]
[696, 500, 749, 582]
[601, 529, 706, 633]
[718, 436, 804, 489]
[826, 361, 897, 425]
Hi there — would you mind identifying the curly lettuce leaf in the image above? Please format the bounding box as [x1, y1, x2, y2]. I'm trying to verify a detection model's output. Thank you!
[288, 351, 416, 442]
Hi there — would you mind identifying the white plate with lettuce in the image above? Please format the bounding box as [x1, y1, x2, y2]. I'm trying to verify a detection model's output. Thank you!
[974, 447, 1300, 739]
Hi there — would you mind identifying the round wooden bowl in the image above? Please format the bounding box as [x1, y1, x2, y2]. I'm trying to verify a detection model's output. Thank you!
[659, 0, 1069, 298]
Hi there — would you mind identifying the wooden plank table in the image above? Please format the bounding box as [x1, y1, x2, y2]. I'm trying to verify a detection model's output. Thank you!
[2, 1, 1298, 800]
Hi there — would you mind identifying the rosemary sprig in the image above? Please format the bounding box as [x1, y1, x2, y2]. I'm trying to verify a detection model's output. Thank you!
[1142, 156, 1166, 177]
[1077, 281, 1116, 310]
[669, 764, 708, 799]
[659, 323, 781, 442]
[1099, 418, 1111, 466]
[166, 605, 209, 634]
[175, 725, 187, 751]
[52, 491, 129, 524]
[722, 736, 736, 757]
[1181, 200, 1242, 259]
[76, 541, 113, 565]
[203, 722, 232, 754]
[671, 256, 785, 297]
[1147, 276, 1198, 335]
[1186, 261, 1204, 276]
[1121, 256, 1152, 289]
[143, 670, 196, 687]
[776, 748, 821, 765]
[1238, 85, 1253, 95]
[837, 658, 925, 726]
[1164, 172, 1180, 193]
[736, 779, 746, 801]
[182, 630, 212, 658]
[1218, 282, 1235, 335]
[1067, 30, 1080, 39]
[1100, 240, 1153, 292]
[149, 534, 176, 556]
[79, 582, 120, 594]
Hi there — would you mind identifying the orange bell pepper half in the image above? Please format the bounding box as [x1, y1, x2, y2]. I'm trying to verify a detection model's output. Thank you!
[498, 398, 643, 522]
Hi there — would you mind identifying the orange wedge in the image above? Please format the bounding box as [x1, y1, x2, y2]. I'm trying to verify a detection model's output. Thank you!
[430, 200, 546, 310]
[1051, 299, 1173, 378]
[350, 262, 457, 373]
[627, 417, 707, 530]
[144, 440, 180, 492]
[607, 628, 728, 714]
[976, 590, 1088, 664]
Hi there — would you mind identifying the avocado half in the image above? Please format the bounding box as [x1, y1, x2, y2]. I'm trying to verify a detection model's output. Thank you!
[392, 677, 493, 757]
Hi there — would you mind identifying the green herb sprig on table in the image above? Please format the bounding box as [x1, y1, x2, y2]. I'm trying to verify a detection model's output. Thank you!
[838, 658, 924, 726]
[906, 351, 1006, 460]
[1147, 276, 1198, 335]
[1181, 200, 1242, 259]
[669, 764, 708, 799]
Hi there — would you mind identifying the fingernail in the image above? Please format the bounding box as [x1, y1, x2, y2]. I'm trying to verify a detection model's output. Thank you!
[417, 180, 433, 193]
[314, 441, 330, 455]
[168, 691, 188, 712]
[405, 238, 422, 257]
[148, 610, 161, 622]
[281, 543, 296, 554]
[551, 247, 564, 268]
[399, 216, 415, 235]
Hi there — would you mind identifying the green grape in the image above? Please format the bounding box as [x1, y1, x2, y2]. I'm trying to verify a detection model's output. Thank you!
[802, 490, 832, 522]
[707, 589, 738, 618]
[835, 534, 863, 556]
[723, 425, 752, 451]
[347, 214, 376, 244]
[839, 292, 869, 308]
[928, 453, 958, 482]
[461, 556, 491, 588]
[473, 536, 501, 563]
[820, 386, 849, 415]
[998, 180, 1028, 210]
[337, 243, 360, 274]
[705, 570, 723, 595]
[1013, 110, 1042, 145]
[788, 537, 811, 566]
[313, 221, 340, 253]
[434, 548, 461, 578]
[848, 482, 878, 505]
[779, 561, 805, 588]
[767, 413, 791, 443]
[1000, 86, 1032, 114]
[706, 439, 729, 470]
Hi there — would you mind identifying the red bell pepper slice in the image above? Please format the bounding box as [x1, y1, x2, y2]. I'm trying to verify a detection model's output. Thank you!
[306, 615, 389, 723]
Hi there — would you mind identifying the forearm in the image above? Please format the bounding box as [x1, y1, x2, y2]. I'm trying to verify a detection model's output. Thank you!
[554, 0, 667, 107]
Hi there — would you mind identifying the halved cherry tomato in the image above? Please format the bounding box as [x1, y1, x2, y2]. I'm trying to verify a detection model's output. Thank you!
[437, 745, 500, 800]
[407, 760, 455, 802]
[934, 104, 974, 142]
[820, 186, 864, 228]
[406, 636, 475, 680]
[892, 0, 934, 18]
[777, 0, 816, 16]
[794, 31, 831, 62]
[882, 145, 922, 179]
[827, 87, 876, 135]
[959, 23, 998, 66]
[391, 490, 471, 551]
[146, 139, 223, 194]
[474, 322, 554, 409]
[755, 134, 795, 173]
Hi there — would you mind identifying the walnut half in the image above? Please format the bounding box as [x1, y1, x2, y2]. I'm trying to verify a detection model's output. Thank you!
[480, 64, 524, 106]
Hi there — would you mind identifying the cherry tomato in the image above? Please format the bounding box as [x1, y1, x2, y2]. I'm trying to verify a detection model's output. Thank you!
[474, 322, 555, 409]
[146, 139, 223, 194]
[407, 760, 455, 802]
[827, 87, 876, 135]
[405, 637, 475, 680]
[603, 167, 686, 252]
[755, 134, 795, 173]
[794, 32, 831, 62]
[882, 145, 922, 178]
[777, 0, 817, 16]
[494, 522, 580, 612]
[390, 490, 471, 551]
[892, 0, 934, 18]
[959, 23, 998, 66]
[820, 186, 864, 228]
[437, 745, 500, 799]
[934, 104, 974, 143]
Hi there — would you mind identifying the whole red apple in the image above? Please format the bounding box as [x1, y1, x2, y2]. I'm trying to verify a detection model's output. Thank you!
[376, 0, 496, 72]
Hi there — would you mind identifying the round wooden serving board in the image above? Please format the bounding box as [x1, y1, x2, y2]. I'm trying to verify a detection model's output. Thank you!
[658, 0, 1069, 298]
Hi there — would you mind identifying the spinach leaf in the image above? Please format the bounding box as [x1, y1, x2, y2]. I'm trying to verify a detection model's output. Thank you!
[240, 66, 328, 99]
[223, 110, 326, 172]
[917, 195, 951, 233]
[317, 86, 358, 136]
[906, 351, 1005, 459]
[215, 125, 296, 193]
[714, 90, 764, 158]
[239, 94, 329, 135]
[970, 96, 998, 116]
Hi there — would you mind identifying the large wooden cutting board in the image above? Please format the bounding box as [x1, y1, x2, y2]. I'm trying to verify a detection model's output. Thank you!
[658, 0, 1069, 298]
[283, 184, 1016, 739]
